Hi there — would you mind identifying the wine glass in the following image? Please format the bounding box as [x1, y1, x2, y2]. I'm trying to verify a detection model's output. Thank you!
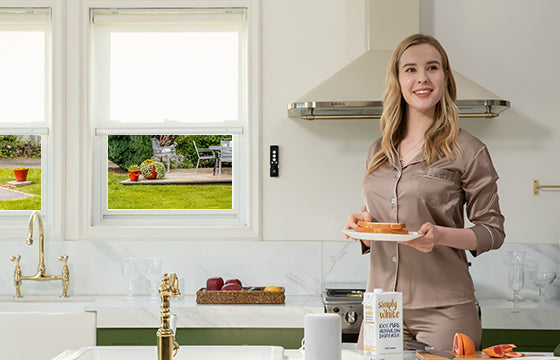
[528, 269, 557, 302]
[145, 257, 162, 300]
[507, 251, 526, 305]
[122, 257, 141, 298]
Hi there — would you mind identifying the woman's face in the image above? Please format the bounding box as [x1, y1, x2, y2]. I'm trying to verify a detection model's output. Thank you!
[398, 43, 445, 116]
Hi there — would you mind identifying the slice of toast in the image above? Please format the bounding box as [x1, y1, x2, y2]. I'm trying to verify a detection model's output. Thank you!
[356, 221, 409, 235]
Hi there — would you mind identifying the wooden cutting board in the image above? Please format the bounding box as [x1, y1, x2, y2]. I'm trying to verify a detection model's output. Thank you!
[416, 351, 490, 360]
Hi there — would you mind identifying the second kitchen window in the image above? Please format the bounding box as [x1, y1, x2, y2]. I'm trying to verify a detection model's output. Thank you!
[86, 5, 260, 239]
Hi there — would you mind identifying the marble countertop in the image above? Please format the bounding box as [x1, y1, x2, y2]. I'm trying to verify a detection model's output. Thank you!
[478, 298, 560, 330]
[2, 295, 559, 330]
[85, 295, 323, 328]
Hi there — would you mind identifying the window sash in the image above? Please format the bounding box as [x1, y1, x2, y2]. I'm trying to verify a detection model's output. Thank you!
[92, 134, 245, 227]
[0, 18, 51, 126]
[0, 7, 54, 229]
[84, 4, 257, 238]
[90, 8, 248, 127]
[91, 8, 246, 25]
[95, 127, 242, 135]
[0, 8, 51, 24]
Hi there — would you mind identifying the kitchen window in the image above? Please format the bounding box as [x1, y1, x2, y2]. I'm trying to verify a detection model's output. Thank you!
[0, 7, 62, 238]
[73, 3, 261, 240]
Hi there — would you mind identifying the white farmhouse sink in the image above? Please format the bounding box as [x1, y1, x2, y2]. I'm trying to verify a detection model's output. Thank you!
[0, 298, 96, 360]
[0, 299, 92, 312]
[53, 346, 285, 360]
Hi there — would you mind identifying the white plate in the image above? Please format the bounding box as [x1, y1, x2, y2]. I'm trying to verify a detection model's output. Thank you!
[343, 229, 424, 242]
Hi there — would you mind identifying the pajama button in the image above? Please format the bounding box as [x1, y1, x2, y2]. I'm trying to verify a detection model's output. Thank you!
[391, 198, 396, 204]
[391, 256, 397, 263]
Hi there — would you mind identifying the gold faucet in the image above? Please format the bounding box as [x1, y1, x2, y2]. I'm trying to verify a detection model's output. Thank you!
[10, 211, 70, 298]
[157, 273, 181, 360]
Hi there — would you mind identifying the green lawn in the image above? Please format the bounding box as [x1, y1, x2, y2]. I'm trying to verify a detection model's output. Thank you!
[108, 172, 232, 209]
[0, 168, 41, 210]
[0, 169, 232, 210]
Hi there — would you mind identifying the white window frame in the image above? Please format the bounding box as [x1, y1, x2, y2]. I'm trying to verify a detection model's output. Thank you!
[65, 0, 261, 241]
[0, 2, 63, 241]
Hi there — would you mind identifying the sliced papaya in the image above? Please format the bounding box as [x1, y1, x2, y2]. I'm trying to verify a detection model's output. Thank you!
[505, 352, 524, 358]
[483, 345, 505, 358]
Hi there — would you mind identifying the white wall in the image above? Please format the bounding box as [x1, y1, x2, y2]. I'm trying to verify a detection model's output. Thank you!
[421, 0, 560, 244]
[264, 0, 560, 244]
[1, 0, 559, 299]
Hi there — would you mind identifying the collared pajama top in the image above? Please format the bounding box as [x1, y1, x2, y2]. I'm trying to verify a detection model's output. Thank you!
[360, 129, 505, 309]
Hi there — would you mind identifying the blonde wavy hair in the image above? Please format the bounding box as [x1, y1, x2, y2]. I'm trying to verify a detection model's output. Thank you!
[367, 34, 460, 174]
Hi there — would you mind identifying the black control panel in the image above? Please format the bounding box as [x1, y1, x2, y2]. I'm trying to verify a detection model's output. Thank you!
[270, 145, 279, 177]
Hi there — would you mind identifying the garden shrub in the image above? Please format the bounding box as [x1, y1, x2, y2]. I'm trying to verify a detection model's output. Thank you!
[108, 135, 152, 170]
[0, 135, 41, 158]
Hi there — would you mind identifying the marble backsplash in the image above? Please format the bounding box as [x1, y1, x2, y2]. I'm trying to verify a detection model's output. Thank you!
[0, 239, 558, 301]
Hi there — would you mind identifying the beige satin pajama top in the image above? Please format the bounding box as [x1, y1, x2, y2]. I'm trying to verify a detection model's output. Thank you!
[360, 129, 505, 309]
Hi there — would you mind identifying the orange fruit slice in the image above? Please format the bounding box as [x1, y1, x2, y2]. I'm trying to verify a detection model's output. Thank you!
[483, 345, 505, 358]
[497, 344, 517, 353]
[505, 352, 524, 358]
[453, 333, 475, 355]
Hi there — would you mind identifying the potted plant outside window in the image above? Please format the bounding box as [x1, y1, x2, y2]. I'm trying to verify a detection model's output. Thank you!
[13, 167, 29, 182]
[139, 159, 166, 180]
[128, 165, 141, 181]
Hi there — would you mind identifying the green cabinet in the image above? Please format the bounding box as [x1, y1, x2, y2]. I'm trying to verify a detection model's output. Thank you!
[98, 328, 560, 352]
[481, 329, 560, 352]
[97, 328, 304, 349]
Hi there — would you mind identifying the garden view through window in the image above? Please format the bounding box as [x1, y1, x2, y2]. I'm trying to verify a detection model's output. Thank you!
[107, 134, 233, 210]
[0, 135, 42, 210]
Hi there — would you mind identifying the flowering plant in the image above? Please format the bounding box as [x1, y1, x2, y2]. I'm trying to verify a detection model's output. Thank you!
[128, 164, 140, 171]
[139, 159, 166, 179]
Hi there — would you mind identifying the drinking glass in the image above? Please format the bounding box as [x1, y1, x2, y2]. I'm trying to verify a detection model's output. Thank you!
[507, 251, 526, 305]
[528, 269, 557, 302]
[122, 257, 141, 298]
[145, 257, 162, 299]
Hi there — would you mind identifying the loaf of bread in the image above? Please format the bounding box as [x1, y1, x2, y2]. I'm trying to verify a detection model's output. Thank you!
[355, 221, 409, 235]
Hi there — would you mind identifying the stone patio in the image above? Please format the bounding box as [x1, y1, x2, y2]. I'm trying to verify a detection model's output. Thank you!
[119, 167, 232, 185]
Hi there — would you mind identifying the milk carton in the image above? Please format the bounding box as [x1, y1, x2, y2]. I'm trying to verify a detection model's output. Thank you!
[363, 289, 403, 360]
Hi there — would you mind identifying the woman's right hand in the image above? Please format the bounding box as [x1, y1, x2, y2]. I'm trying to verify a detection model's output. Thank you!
[344, 212, 373, 239]
[345, 211, 373, 229]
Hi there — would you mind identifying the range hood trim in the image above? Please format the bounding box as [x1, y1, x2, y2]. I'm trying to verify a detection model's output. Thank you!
[288, 99, 511, 120]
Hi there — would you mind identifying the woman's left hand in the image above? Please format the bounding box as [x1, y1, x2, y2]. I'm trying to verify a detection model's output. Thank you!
[399, 222, 440, 252]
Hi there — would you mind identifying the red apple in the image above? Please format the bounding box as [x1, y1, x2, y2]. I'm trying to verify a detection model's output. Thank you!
[224, 279, 242, 287]
[221, 282, 242, 291]
[206, 277, 224, 291]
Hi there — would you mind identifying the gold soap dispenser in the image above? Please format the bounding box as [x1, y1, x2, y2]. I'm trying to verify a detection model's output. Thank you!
[157, 273, 181, 360]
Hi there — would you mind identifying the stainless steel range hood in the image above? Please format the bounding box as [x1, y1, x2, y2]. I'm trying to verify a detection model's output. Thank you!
[288, 0, 510, 120]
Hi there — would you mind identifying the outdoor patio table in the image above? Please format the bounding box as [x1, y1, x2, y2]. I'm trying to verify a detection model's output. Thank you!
[209, 145, 224, 175]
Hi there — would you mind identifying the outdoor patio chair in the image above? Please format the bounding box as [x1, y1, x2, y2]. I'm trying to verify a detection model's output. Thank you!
[152, 138, 178, 172]
[193, 140, 216, 176]
[217, 140, 232, 177]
